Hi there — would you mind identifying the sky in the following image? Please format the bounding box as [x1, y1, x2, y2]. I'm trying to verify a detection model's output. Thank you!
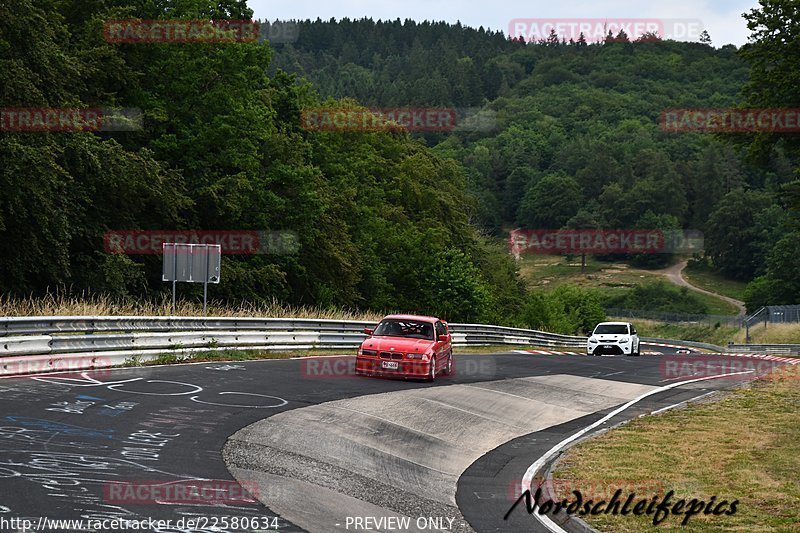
[249, 0, 759, 46]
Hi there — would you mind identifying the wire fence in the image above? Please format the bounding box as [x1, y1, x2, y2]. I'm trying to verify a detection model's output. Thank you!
[605, 308, 744, 327]
[740, 305, 800, 344]
[764, 305, 800, 323]
[608, 305, 800, 339]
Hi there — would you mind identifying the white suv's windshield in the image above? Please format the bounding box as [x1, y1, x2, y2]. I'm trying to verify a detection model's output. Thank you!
[594, 324, 629, 335]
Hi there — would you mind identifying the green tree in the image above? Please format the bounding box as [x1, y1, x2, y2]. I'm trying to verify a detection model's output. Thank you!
[630, 211, 680, 269]
[744, 231, 800, 308]
[517, 173, 583, 228]
[418, 249, 495, 322]
[704, 189, 774, 280]
[520, 286, 605, 335]
[564, 208, 603, 272]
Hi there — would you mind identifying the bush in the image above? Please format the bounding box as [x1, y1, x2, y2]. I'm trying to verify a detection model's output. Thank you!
[603, 281, 709, 314]
[520, 286, 606, 335]
[417, 249, 496, 323]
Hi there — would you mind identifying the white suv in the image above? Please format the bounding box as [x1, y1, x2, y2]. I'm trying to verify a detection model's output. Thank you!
[587, 322, 640, 356]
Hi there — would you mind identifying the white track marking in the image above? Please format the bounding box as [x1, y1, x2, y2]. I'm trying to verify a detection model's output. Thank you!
[520, 371, 755, 533]
[189, 392, 287, 408]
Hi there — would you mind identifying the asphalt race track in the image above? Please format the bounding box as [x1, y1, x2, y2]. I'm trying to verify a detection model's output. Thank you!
[0, 344, 787, 533]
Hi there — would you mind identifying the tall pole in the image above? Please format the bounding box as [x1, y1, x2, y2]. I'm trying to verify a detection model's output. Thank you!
[203, 247, 211, 316]
[172, 245, 177, 316]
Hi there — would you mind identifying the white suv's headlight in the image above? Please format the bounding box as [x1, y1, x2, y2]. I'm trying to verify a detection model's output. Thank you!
[619, 338, 630, 344]
[588, 338, 598, 344]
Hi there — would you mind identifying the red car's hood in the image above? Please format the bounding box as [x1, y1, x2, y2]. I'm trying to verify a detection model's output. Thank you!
[361, 336, 435, 353]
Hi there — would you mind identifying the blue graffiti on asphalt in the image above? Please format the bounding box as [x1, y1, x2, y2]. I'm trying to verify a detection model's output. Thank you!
[3, 417, 114, 440]
[76, 395, 106, 401]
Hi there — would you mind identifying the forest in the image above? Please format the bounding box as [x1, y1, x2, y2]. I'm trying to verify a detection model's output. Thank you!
[1, 0, 798, 332]
[270, 10, 800, 311]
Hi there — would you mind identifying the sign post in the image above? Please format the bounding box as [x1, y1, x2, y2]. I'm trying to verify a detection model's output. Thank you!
[162, 243, 222, 316]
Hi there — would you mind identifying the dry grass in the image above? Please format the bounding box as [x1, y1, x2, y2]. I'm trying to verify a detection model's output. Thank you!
[683, 264, 748, 302]
[0, 291, 382, 321]
[517, 256, 740, 315]
[132, 345, 561, 366]
[626, 319, 740, 347]
[517, 255, 662, 289]
[553, 367, 800, 532]
[733, 323, 800, 345]
[615, 319, 800, 347]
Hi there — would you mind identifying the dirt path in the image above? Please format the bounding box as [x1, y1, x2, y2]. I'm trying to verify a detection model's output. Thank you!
[657, 260, 746, 316]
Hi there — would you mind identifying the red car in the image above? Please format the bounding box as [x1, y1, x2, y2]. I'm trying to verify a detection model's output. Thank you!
[356, 314, 453, 381]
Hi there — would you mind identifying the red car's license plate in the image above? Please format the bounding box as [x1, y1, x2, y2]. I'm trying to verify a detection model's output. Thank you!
[382, 361, 399, 370]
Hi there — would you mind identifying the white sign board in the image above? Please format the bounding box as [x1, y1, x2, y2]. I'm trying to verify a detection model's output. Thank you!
[162, 243, 221, 284]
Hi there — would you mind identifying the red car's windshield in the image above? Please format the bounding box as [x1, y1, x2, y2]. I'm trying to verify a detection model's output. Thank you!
[373, 319, 434, 340]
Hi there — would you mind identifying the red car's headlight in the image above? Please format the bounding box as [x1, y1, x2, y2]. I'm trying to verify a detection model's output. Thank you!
[407, 353, 424, 360]
[359, 349, 377, 356]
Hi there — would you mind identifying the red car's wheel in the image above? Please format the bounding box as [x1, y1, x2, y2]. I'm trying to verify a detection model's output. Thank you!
[427, 357, 436, 382]
[443, 353, 453, 376]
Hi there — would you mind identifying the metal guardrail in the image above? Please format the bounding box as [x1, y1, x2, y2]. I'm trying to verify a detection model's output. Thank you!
[727, 344, 800, 356]
[0, 316, 588, 376]
[10, 315, 793, 378]
[0, 316, 377, 337]
[641, 337, 724, 352]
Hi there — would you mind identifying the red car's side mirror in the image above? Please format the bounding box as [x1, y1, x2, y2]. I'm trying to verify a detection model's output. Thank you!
[439, 334, 451, 342]
[364, 327, 374, 336]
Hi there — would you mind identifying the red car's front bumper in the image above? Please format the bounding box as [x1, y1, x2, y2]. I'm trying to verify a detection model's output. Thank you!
[356, 356, 432, 378]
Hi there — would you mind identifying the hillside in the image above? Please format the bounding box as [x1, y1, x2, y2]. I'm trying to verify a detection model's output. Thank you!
[2, 4, 799, 332]
[271, 19, 800, 311]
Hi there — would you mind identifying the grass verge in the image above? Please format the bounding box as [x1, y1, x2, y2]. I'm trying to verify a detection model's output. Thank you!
[680, 290, 740, 316]
[626, 320, 739, 347]
[733, 323, 800, 345]
[518, 256, 739, 316]
[628, 321, 800, 347]
[517, 255, 662, 290]
[0, 291, 382, 320]
[124, 349, 318, 367]
[121, 344, 552, 368]
[684, 263, 747, 302]
[553, 367, 800, 532]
